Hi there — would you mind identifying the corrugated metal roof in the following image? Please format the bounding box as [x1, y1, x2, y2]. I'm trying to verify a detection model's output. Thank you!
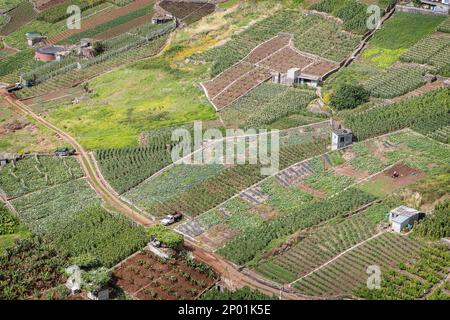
[391, 206, 421, 218]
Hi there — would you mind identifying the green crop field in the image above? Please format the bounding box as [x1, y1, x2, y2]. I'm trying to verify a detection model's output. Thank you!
[220, 83, 323, 129]
[324, 12, 444, 93]
[0, 156, 84, 199]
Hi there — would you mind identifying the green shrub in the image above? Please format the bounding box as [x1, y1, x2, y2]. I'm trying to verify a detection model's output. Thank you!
[330, 84, 370, 110]
[0, 204, 19, 235]
[146, 224, 184, 249]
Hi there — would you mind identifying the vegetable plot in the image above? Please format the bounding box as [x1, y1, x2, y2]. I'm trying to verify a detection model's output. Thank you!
[363, 64, 427, 98]
[0, 156, 84, 199]
[344, 88, 450, 140]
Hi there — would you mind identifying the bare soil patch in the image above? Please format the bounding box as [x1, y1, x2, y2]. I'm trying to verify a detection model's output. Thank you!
[195, 224, 238, 250]
[332, 164, 369, 181]
[112, 250, 217, 300]
[159, 0, 215, 25]
[383, 163, 424, 187]
[250, 204, 282, 221]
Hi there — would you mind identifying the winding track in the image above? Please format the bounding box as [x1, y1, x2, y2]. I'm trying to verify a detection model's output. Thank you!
[3, 95, 153, 226]
[2, 93, 310, 300]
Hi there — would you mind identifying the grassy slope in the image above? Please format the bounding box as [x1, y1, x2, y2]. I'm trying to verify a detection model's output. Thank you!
[0, 97, 59, 153]
[48, 59, 216, 149]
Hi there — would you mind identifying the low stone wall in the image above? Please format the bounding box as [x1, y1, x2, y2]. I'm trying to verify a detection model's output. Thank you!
[395, 5, 449, 16]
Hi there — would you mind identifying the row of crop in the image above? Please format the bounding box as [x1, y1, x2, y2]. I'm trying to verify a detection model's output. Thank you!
[22, 21, 175, 86]
[0, 156, 84, 199]
[124, 164, 225, 211]
[400, 35, 450, 71]
[254, 211, 380, 283]
[0, 236, 68, 299]
[130, 138, 329, 218]
[8, 177, 149, 268]
[355, 244, 449, 299]
[217, 187, 377, 265]
[427, 125, 450, 144]
[37, 0, 106, 23]
[292, 232, 422, 297]
[363, 65, 427, 98]
[344, 88, 450, 140]
[310, 0, 373, 34]
[59, 3, 155, 43]
[437, 17, 450, 33]
[10, 179, 101, 234]
[221, 83, 320, 130]
[16, 34, 169, 98]
[96, 119, 188, 194]
[0, 1, 36, 36]
[47, 205, 148, 268]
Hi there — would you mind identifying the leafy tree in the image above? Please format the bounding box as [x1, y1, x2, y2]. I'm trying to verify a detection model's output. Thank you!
[330, 84, 370, 110]
[146, 224, 184, 249]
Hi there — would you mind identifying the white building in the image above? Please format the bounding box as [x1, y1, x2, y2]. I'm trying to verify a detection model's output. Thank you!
[389, 206, 424, 233]
[331, 128, 353, 151]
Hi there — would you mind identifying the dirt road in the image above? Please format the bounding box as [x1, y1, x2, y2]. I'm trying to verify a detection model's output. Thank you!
[184, 240, 308, 300]
[3, 95, 153, 226]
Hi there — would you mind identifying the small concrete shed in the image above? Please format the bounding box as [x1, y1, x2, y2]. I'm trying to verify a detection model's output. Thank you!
[389, 206, 425, 233]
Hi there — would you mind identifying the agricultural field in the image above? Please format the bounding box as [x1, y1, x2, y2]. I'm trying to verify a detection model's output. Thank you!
[112, 250, 218, 300]
[438, 17, 450, 33]
[121, 125, 331, 218]
[0, 1, 36, 36]
[193, 9, 360, 77]
[323, 12, 445, 96]
[362, 64, 428, 99]
[0, 155, 84, 199]
[344, 88, 450, 141]
[176, 130, 450, 265]
[0, 236, 68, 300]
[1, 0, 449, 303]
[253, 205, 386, 284]
[291, 232, 423, 297]
[400, 34, 450, 76]
[0, 155, 150, 271]
[0, 0, 22, 13]
[220, 83, 323, 129]
[159, 0, 216, 25]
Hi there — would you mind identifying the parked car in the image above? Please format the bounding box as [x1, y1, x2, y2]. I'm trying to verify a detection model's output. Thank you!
[161, 212, 183, 226]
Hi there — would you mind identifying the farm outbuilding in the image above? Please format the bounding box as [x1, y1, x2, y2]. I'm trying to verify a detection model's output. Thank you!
[389, 206, 425, 233]
[0, 153, 21, 166]
[26, 32, 47, 47]
[331, 128, 353, 150]
[35, 45, 70, 61]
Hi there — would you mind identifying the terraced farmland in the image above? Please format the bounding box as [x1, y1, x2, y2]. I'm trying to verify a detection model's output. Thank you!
[0, 156, 84, 199]
[193, 10, 360, 77]
[363, 64, 427, 99]
[220, 83, 322, 129]
[122, 134, 330, 218]
[400, 34, 450, 72]
[159, 0, 216, 25]
[291, 232, 423, 297]
[16, 34, 169, 99]
[254, 212, 381, 284]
